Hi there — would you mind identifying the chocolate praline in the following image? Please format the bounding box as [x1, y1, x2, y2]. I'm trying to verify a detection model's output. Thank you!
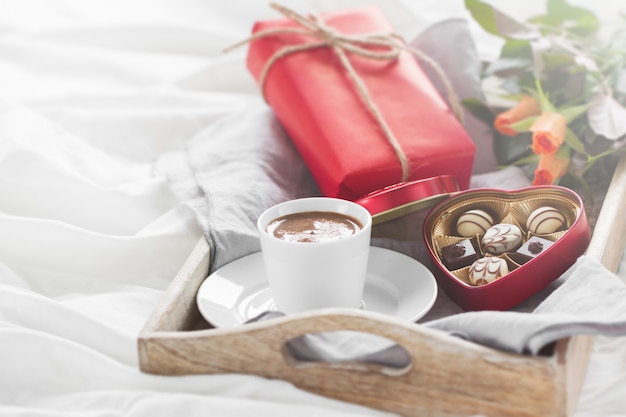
[482, 223, 523, 255]
[468, 257, 509, 286]
[441, 239, 478, 270]
[526, 206, 566, 235]
[514, 236, 555, 263]
[456, 209, 494, 237]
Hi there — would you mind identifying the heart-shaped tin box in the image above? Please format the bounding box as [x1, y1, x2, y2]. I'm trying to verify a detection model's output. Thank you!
[357, 179, 591, 311]
[423, 185, 591, 311]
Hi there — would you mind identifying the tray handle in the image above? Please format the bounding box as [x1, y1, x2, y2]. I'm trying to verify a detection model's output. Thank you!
[141, 309, 566, 417]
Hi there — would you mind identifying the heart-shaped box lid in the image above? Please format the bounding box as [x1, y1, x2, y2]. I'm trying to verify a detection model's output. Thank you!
[355, 175, 459, 225]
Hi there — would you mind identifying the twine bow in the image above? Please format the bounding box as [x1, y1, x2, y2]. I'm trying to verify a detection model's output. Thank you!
[225, 2, 464, 182]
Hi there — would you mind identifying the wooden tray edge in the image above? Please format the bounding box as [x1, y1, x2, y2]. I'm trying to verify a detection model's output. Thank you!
[138, 154, 626, 417]
[139, 237, 210, 335]
[585, 154, 626, 272]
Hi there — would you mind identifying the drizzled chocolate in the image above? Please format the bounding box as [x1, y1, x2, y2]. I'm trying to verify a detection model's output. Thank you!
[468, 257, 509, 286]
[482, 223, 523, 255]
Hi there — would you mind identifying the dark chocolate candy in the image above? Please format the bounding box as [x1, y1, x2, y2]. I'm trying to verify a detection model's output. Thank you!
[515, 236, 555, 263]
[441, 239, 478, 270]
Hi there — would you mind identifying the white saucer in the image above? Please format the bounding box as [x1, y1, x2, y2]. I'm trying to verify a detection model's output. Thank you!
[196, 246, 438, 328]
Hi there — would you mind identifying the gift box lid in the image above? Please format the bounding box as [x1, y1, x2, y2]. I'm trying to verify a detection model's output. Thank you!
[355, 175, 459, 225]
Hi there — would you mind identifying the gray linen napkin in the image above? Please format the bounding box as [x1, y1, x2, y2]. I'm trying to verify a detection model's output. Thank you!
[427, 256, 626, 354]
[156, 100, 319, 273]
[155, 18, 626, 360]
[246, 254, 626, 366]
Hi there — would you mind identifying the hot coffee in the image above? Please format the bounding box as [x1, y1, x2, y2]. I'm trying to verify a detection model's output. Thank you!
[258, 197, 372, 313]
[267, 211, 362, 243]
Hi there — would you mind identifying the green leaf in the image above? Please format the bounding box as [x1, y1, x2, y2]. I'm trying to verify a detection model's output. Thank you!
[464, 0, 540, 40]
[564, 127, 588, 154]
[555, 144, 571, 159]
[493, 133, 533, 165]
[500, 38, 533, 60]
[509, 152, 540, 166]
[541, 52, 576, 72]
[559, 104, 588, 123]
[509, 116, 538, 132]
[461, 98, 495, 126]
[545, 0, 600, 35]
[464, 0, 499, 36]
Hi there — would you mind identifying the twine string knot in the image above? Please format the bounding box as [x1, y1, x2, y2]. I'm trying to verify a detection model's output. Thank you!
[225, 2, 464, 183]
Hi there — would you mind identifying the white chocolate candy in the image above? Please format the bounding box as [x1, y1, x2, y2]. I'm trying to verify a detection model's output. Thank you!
[482, 223, 523, 255]
[469, 257, 509, 286]
[456, 209, 494, 237]
[526, 206, 566, 235]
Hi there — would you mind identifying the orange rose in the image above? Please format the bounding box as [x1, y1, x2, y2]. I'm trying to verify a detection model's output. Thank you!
[494, 95, 541, 136]
[532, 152, 569, 185]
[531, 112, 567, 154]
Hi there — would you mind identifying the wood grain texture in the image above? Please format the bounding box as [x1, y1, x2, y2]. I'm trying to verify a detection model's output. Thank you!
[138, 154, 626, 416]
[585, 154, 626, 272]
[139, 238, 209, 335]
[142, 308, 566, 417]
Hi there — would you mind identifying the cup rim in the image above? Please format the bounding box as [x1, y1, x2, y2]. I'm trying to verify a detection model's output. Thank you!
[257, 197, 372, 245]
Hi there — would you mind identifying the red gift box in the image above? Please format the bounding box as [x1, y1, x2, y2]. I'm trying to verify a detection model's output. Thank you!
[245, 5, 475, 200]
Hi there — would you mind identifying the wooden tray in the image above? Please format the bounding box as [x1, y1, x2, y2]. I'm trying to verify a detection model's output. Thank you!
[138, 155, 626, 417]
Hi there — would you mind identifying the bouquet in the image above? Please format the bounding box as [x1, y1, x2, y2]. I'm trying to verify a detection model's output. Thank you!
[464, 0, 626, 189]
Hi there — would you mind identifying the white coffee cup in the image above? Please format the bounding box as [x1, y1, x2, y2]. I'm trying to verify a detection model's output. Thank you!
[257, 197, 372, 314]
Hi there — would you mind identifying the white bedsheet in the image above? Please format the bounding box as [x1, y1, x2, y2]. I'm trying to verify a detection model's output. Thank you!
[1, 1, 625, 416]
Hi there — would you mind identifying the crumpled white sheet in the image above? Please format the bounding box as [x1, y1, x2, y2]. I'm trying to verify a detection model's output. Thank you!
[1, 1, 625, 417]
